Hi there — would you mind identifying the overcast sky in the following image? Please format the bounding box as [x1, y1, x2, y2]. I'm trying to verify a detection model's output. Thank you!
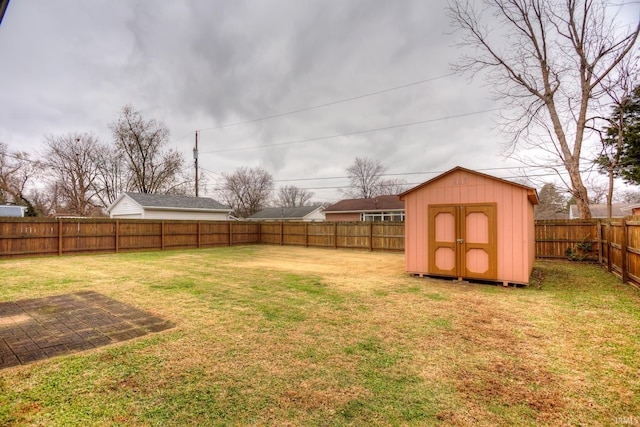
[0, 1, 638, 202]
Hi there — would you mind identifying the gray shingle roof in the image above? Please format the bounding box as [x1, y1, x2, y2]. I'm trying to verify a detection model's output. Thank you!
[248, 206, 321, 220]
[125, 192, 231, 211]
[324, 195, 404, 212]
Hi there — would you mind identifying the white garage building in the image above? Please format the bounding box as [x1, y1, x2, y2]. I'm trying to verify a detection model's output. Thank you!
[108, 192, 233, 220]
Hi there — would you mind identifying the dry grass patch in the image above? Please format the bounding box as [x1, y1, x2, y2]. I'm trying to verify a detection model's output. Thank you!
[0, 246, 639, 426]
[238, 246, 407, 291]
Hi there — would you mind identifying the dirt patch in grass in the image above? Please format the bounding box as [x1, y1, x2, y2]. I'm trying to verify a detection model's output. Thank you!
[237, 246, 407, 291]
[443, 296, 565, 423]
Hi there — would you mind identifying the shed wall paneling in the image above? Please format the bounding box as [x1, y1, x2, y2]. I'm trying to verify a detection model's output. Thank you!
[402, 169, 536, 284]
[528, 203, 536, 272]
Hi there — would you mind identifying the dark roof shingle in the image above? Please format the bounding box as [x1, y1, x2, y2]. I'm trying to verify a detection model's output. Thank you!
[248, 206, 321, 219]
[325, 195, 404, 212]
[125, 192, 231, 211]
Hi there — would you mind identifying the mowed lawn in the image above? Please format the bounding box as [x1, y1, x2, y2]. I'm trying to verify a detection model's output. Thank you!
[0, 246, 639, 426]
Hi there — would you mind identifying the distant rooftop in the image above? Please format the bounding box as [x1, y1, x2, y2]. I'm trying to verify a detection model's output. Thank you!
[122, 192, 231, 211]
[248, 206, 323, 220]
[325, 195, 404, 212]
[569, 203, 633, 219]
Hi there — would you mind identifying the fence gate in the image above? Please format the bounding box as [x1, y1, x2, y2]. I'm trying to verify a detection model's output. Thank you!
[428, 204, 497, 281]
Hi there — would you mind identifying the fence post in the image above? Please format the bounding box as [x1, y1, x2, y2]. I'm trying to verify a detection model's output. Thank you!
[280, 222, 284, 246]
[596, 220, 602, 265]
[58, 218, 63, 256]
[621, 218, 628, 283]
[305, 222, 308, 247]
[607, 222, 612, 273]
[161, 221, 165, 250]
[197, 221, 201, 249]
[115, 220, 119, 253]
[369, 222, 373, 251]
[229, 222, 233, 246]
[334, 222, 338, 249]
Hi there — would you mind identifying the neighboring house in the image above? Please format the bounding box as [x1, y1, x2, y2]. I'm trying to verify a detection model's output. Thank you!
[628, 204, 640, 216]
[569, 204, 633, 219]
[324, 195, 405, 222]
[0, 205, 25, 217]
[107, 192, 233, 220]
[247, 206, 325, 222]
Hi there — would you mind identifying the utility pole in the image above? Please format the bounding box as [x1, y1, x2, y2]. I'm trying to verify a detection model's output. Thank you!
[193, 131, 199, 197]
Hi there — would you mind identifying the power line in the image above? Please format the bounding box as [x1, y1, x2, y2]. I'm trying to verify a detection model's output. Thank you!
[169, 130, 197, 146]
[271, 166, 551, 183]
[283, 171, 596, 191]
[201, 108, 501, 154]
[196, 72, 457, 133]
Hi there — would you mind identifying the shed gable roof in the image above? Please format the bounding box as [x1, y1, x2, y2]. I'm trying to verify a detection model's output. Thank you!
[399, 166, 539, 205]
[110, 192, 232, 212]
[248, 206, 322, 220]
[325, 195, 404, 213]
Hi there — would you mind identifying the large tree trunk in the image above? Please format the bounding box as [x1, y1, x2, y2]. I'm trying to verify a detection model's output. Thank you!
[569, 166, 592, 219]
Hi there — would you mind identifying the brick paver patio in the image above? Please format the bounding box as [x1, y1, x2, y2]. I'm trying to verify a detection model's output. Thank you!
[0, 291, 174, 369]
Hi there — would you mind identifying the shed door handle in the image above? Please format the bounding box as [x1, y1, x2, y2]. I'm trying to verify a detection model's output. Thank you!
[456, 239, 464, 243]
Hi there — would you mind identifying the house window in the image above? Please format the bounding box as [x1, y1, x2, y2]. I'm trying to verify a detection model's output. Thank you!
[360, 212, 404, 222]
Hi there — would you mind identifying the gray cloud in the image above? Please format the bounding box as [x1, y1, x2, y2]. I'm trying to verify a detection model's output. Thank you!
[2, 0, 604, 202]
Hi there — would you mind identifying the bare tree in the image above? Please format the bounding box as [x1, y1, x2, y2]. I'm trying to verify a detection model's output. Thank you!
[110, 105, 186, 194]
[0, 143, 44, 215]
[43, 132, 103, 216]
[377, 178, 410, 196]
[277, 185, 314, 207]
[448, 0, 640, 219]
[345, 157, 386, 198]
[217, 166, 273, 218]
[94, 144, 126, 207]
[617, 189, 640, 203]
[585, 177, 608, 204]
[28, 187, 58, 217]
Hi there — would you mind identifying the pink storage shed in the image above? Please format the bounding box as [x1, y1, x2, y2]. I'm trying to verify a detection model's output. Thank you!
[399, 166, 539, 285]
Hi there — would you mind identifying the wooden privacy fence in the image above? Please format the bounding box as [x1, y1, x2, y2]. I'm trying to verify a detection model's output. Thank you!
[0, 218, 638, 288]
[535, 218, 640, 289]
[0, 219, 403, 258]
[258, 222, 404, 251]
[0, 219, 260, 258]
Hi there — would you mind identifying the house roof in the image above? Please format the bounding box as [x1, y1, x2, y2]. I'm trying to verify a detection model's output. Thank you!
[399, 166, 539, 204]
[247, 206, 323, 220]
[569, 203, 633, 219]
[324, 195, 404, 213]
[109, 192, 232, 212]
